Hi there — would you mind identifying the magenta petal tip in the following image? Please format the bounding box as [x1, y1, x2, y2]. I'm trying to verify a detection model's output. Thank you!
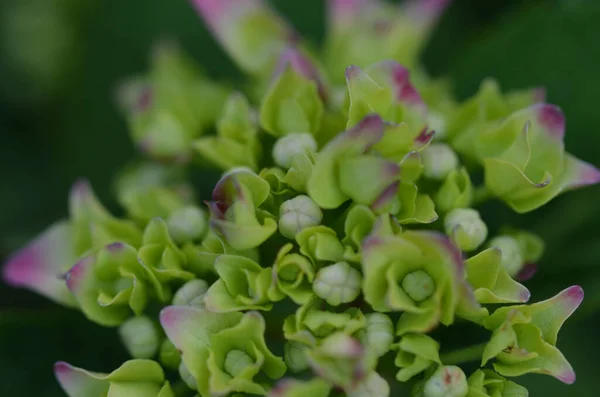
[537, 104, 565, 140]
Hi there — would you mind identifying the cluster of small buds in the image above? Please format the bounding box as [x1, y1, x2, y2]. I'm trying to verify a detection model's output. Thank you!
[3, 1, 599, 397]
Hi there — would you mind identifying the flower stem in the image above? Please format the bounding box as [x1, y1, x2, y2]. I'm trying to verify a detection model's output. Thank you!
[440, 343, 487, 365]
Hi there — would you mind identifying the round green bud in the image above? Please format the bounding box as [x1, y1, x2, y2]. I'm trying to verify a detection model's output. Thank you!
[167, 205, 207, 243]
[423, 366, 468, 397]
[444, 208, 488, 252]
[313, 261, 362, 306]
[365, 313, 394, 358]
[488, 236, 524, 277]
[118, 316, 160, 359]
[273, 133, 318, 169]
[422, 143, 459, 180]
[179, 361, 198, 390]
[402, 270, 435, 302]
[173, 279, 209, 306]
[224, 349, 254, 377]
[279, 195, 323, 239]
[284, 341, 309, 372]
[159, 339, 181, 370]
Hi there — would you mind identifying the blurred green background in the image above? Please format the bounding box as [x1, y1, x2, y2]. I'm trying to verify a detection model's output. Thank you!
[1, 0, 599, 395]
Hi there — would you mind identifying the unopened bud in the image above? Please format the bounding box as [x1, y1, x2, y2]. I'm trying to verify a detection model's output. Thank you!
[173, 279, 209, 306]
[423, 366, 468, 397]
[279, 195, 323, 239]
[167, 205, 207, 243]
[422, 143, 459, 180]
[488, 236, 523, 277]
[118, 316, 160, 359]
[313, 261, 362, 306]
[444, 208, 487, 252]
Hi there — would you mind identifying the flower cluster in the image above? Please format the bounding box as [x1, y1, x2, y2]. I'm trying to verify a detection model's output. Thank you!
[4, 1, 598, 396]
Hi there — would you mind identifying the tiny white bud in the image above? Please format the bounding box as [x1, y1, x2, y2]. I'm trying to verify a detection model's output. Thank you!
[273, 133, 318, 169]
[365, 313, 394, 358]
[118, 316, 159, 359]
[173, 279, 209, 306]
[489, 236, 524, 276]
[313, 261, 362, 306]
[444, 208, 488, 252]
[421, 143, 459, 180]
[423, 365, 468, 397]
[347, 371, 390, 397]
[279, 195, 323, 239]
[167, 205, 207, 243]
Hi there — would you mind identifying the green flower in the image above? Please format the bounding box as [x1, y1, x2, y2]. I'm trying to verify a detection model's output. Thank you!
[341, 205, 377, 263]
[138, 218, 195, 282]
[434, 168, 473, 214]
[306, 332, 369, 389]
[295, 225, 344, 265]
[55, 359, 174, 397]
[118, 42, 229, 160]
[465, 248, 530, 304]
[481, 286, 583, 383]
[283, 297, 366, 346]
[119, 316, 160, 359]
[269, 378, 331, 397]
[268, 243, 316, 304]
[194, 92, 261, 171]
[160, 307, 286, 396]
[65, 243, 156, 326]
[208, 168, 277, 250]
[362, 231, 483, 334]
[466, 369, 528, 397]
[393, 334, 441, 382]
[307, 114, 402, 210]
[204, 254, 276, 312]
[260, 49, 324, 136]
[472, 104, 599, 212]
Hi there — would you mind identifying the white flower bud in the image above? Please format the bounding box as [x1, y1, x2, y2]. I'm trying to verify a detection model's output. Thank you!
[118, 316, 159, 359]
[279, 195, 323, 239]
[284, 341, 309, 372]
[365, 313, 394, 358]
[273, 133, 318, 169]
[313, 261, 362, 306]
[179, 361, 198, 390]
[421, 143, 459, 180]
[347, 371, 390, 397]
[167, 205, 207, 243]
[423, 366, 468, 397]
[488, 236, 524, 277]
[444, 208, 487, 252]
[173, 279, 209, 306]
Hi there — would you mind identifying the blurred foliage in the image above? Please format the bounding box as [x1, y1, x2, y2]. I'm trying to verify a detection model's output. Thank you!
[1, 0, 599, 395]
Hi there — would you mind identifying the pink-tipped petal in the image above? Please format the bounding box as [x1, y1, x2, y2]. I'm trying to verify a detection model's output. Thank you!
[64, 256, 94, 293]
[536, 104, 565, 140]
[54, 362, 108, 397]
[557, 368, 577, 385]
[347, 114, 385, 144]
[562, 155, 600, 190]
[3, 221, 76, 306]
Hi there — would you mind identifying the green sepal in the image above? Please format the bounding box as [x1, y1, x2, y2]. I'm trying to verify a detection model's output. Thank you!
[466, 369, 529, 397]
[435, 168, 473, 213]
[269, 243, 316, 304]
[260, 65, 324, 136]
[204, 254, 277, 312]
[295, 226, 344, 265]
[393, 334, 441, 382]
[465, 248, 530, 304]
